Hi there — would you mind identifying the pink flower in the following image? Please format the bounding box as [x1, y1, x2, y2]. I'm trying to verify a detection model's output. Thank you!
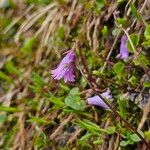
[51, 50, 75, 82]
[119, 35, 129, 60]
[87, 89, 112, 109]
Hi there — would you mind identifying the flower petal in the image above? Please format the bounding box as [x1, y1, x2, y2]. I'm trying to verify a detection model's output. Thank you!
[101, 89, 112, 99]
[51, 49, 75, 82]
[119, 35, 129, 60]
[87, 89, 112, 109]
[87, 95, 109, 109]
[64, 64, 75, 82]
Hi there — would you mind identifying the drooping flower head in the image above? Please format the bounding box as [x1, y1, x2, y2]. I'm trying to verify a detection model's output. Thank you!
[51, 50, 75, 82]
[119, 35, 129, 60]
[87, 89, 112, 109]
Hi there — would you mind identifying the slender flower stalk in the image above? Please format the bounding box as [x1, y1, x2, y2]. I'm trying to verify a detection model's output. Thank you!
[87, 89, 112, 109]
[117, 35, 129, 60]
[51, 50, 75, 82]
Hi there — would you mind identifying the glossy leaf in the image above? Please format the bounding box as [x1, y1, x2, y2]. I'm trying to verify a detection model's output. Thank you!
[127, 34, 139, 53]
[114, 62, 125, 74]
[144, 25, 150, 40]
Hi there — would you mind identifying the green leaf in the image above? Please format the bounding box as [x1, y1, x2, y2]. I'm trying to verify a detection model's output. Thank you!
[80, 76, 87, 88]
[127, 34, 139, 53]
[21, 37, 36, 54]
[105, 126, 116, 134]
[118, 98, 126, 118]
[134, 54, 150, 66]
[4, 125, 17, 148]
[143, 82, 150, 88]
[144, 131, 150, 140]
[92, 0, 105, 15]
[5, 61, 20, 75]
[31, 72, 46, 86]
[114, 62, 125, 74]
[93, 139, 103, 145]
[141, 40, 150, 47]
[133, 59, 140, 66]
[0, 114, 7, 124]
[0, 71, 12, 83]
[117, 0, 125, 3]
[29, 85, 41, 93]
[65, 95, 85, 111]
[116, 17, 127, 26]
[144, 25, 150, 40]
[56, 26, 65, 39]
[93, 70, 101, 76]
[112, 28, 120, 37]
[80, 132, 93, 141]
[69, 87, 79, 95]
[139, 54, 150, 66]
[59, 83, 70, 92]
[65, 87, 85, 111]
[77, 119, 102, 134]
[29, 72, 46, 93]
[49, 96, 65, 107]
[101, 25, 108, 37]
[26, 0, 53, 5]
[128, 76, 138, 86]
[34, 132, 47, 149]
[27, 115, 52, 125]
[130, 4, 139, 19]
[77, 119, 115, 135]
[120, 140, 130, 146]
[0, 105, 20, 112]
[129, 134, 141, 142]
